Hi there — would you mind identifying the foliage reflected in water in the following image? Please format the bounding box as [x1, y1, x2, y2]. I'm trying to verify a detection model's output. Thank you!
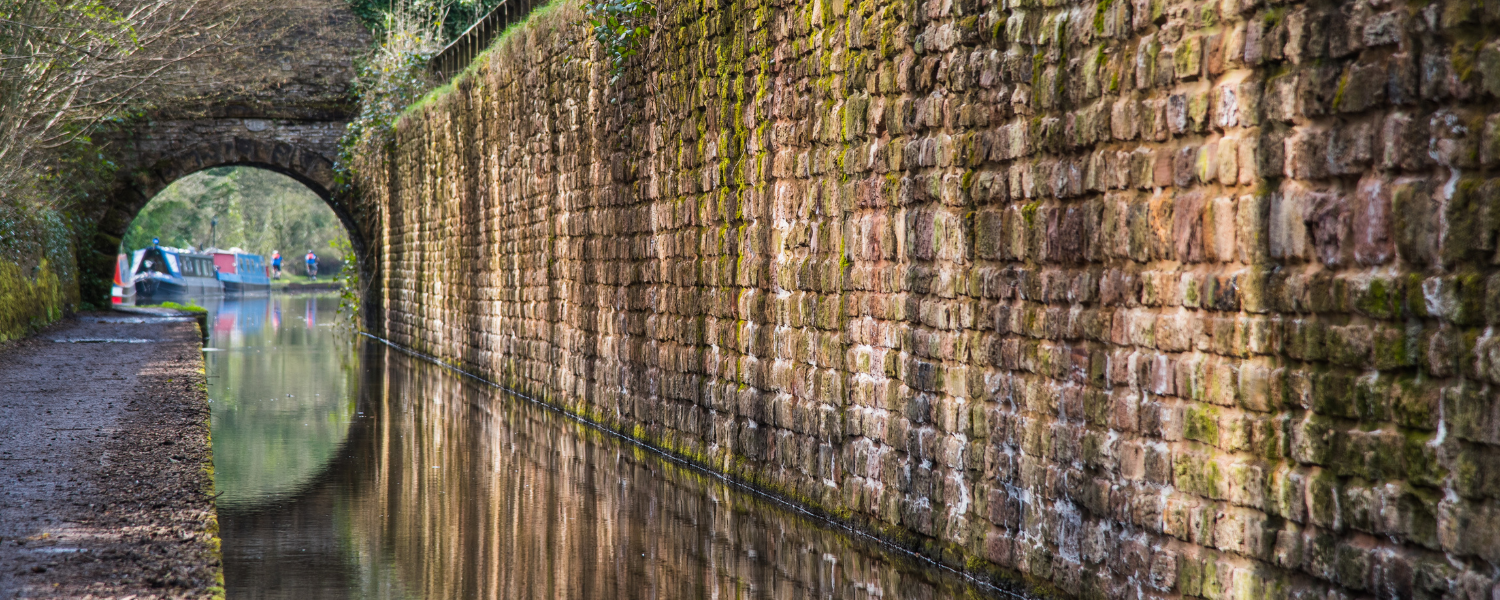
[330, 236, 362, 328]
[205, 294, 358, 510]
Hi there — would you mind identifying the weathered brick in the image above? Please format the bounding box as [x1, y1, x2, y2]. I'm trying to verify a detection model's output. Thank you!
[354, 0, 1500, 596]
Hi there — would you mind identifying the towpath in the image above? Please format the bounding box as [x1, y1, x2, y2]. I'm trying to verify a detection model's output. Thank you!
[0, 313, 220, 599]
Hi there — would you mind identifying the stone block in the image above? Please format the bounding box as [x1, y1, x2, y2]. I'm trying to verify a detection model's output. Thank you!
[1438, 497, 1500, 565]
[1326, 120, 1374, 175]
[1269, 184, 1309, 260]
[1379, 112, 1432, 170]
[1454, 442, 1500, 499]
[1173, 192, 1207, 263]
[1349, 174, 1394, 265]
[1390, 178, 1437, 266]
[1335, 57, 1388, 113]
[1284, 128, 1329, 180]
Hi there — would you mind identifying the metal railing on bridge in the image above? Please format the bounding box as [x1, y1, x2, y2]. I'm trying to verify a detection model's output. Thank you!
[429, 0, 544, 81]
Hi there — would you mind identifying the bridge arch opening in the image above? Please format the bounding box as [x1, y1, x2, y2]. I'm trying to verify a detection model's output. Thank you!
[121, 165, 352, 281]
[95, 138, 370, 307]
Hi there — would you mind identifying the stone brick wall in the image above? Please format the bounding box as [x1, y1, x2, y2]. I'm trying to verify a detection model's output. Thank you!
[149, 0, 370, 120]
[362, 0, 1500, 597]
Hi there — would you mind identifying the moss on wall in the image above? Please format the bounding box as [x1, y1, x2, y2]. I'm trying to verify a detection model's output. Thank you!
[0, 256, 78, 342]
[357, 0, 1500, 596]
[0, 204, 80, 341]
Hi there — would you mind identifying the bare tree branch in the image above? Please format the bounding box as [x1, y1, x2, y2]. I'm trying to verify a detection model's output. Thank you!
[0, 0, 282, 205]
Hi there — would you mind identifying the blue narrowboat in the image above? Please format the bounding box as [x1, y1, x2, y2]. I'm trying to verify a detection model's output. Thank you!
[131, 246, 224, 299]
[213, 251, 271, 294]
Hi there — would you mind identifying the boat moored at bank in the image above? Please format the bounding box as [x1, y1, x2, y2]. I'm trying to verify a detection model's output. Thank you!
[131, 246, 223, 300]
[213, 251, 271, 294]
[111, 253, 136, 305]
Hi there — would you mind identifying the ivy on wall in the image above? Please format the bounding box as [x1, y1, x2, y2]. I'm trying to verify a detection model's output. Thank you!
[582, 0, 656, 83]
[334, 2, 444, 197]
[15, 128, 118, 310]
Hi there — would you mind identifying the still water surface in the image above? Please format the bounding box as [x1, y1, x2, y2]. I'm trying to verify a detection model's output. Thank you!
[202, 293, 1014, 599]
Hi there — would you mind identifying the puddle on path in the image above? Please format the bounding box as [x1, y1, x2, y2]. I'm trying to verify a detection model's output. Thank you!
[52, 338, 158, 344]
[89, 316, 195, 324]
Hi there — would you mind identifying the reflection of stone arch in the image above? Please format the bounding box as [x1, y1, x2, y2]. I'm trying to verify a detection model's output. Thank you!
[91, 137, 368, 302]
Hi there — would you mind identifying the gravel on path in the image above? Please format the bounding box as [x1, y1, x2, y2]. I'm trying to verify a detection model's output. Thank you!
[0, 313, 220, 599]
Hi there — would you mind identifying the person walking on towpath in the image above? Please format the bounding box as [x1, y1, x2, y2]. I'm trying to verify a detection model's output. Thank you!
[305, 250, 319, 280]
[271, 250, 282, 279]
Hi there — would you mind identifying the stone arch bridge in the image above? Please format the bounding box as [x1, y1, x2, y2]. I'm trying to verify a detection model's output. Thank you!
[85, 0, 372, 305]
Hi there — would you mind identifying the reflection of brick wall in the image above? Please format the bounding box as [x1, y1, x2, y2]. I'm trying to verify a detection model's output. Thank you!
[353, 351, 987, 597]
[365, 0, 1500, 596]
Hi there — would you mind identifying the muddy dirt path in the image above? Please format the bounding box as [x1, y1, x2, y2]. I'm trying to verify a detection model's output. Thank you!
[0, 313, 220, 599]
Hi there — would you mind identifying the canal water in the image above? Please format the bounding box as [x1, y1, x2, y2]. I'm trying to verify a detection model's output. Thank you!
[201, 293, 1016, 599]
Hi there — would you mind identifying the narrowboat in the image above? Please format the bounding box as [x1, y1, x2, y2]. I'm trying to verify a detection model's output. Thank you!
[213, 251, 271, 294]
[131, 246, 224, 299]
[111, 253, 135, 305]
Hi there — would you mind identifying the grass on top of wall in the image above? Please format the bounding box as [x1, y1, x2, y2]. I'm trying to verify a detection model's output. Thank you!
[400, 0, 574, 120]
